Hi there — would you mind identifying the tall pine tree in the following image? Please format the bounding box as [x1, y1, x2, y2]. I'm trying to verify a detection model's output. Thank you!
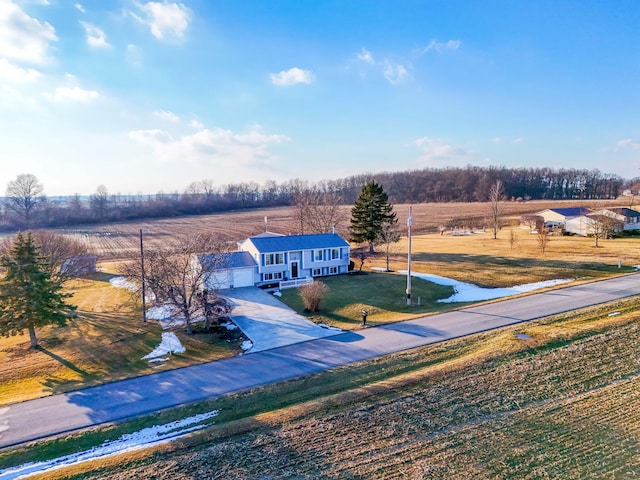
[349, 180, 397, 253]
[0, 232, 76, 348]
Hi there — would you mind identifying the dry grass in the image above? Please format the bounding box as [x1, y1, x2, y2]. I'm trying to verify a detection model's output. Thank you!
[36, 297, 640, 479]
[0, 263, 245, 406]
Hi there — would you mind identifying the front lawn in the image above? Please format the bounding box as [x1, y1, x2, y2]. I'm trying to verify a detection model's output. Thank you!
[278, 271, 455, 330]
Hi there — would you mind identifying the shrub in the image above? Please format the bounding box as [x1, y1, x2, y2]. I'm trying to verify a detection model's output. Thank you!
[299, 281, 328, 312]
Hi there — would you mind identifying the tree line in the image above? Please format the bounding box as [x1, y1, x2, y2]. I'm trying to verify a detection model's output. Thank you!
[2, 167, 637, 231]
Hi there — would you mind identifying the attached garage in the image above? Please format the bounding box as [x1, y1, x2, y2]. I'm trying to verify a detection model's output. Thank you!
[199, 251, 258, 290]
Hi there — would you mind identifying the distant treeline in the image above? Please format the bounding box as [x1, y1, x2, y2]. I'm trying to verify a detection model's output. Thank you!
[1, 166, 636, 231]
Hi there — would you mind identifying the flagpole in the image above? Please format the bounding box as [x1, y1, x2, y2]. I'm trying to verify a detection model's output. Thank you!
[407, 206, 412, 306]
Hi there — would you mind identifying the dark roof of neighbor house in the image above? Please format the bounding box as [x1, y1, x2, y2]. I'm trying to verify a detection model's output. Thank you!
[605, 207, 640, 217]
[198, 251, 257, 271]
[247, 233, 350, 253]
[544, 207, 592, 217]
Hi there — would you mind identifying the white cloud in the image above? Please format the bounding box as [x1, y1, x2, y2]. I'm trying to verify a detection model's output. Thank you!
[128, 124, 291, 168]
[615, 138, 640, 150]
[383, 61, 409, 85]
[0, 58, 40, 82]
[75, 3, 85, 13]
[419, 39, 462, 55]
[45, 86, 100, 102]
[189, 119, 203, 129]
[133, 1, 191, 40]
[80, 21, 110, 48]
[0, 0, 57, 64]
[414, 136, 477, 167]
[354, 47, 411, 85]
[356, 47, 374, 64]
[270, 67, 314, 86]
[154, 109, 180, 122]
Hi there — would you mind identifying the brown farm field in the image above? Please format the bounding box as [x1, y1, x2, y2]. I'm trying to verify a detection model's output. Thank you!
[10, 198, 629, 262]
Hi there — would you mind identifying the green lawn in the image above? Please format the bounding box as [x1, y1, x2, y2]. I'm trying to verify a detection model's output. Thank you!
[279, 271, 455, 330]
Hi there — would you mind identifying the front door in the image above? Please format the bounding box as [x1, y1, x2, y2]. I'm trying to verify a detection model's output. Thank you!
[291, 261, 299, 278]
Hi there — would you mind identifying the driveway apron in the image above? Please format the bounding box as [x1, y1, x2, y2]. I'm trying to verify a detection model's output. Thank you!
[221, 287, 342, 352]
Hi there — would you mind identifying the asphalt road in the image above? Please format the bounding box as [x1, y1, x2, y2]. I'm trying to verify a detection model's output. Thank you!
[1, 273, 639, 449]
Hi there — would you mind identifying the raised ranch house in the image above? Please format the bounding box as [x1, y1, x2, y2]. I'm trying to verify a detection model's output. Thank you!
[200, 232, 351, 290]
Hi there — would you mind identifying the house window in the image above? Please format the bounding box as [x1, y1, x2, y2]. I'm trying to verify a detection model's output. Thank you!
[265, 253, 284, 265]
[264, 272, 283, 281]
[331, 248, 340, 260]
[312, 268, 321, 276]
[314, 250, 323, 261]
[329, 266, 338, 274]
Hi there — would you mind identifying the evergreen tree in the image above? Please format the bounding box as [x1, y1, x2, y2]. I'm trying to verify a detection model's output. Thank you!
[349, 181, 397, 253]
[0, 232, 76, 348]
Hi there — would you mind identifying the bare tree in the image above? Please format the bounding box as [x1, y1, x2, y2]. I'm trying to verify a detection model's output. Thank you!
[304, 191, 345, 234]
[352, 245, 371, 272]
[537, 227, 551, 253]
[377, 218, 401, 271]
[487, 179, 504, 239]
[30, 230, 91, 284]
[508, 229, 518, 250]
[588, 215, 622, 247]
[520, 214, 544, 233]
[120, 233, 230, 334]
[299, 281, 328, 312]
[5, 174, 45, 228]
[90, 185, 110, 220]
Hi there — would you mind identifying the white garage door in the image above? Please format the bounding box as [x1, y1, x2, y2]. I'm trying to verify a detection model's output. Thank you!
[231, 268, 255, 288]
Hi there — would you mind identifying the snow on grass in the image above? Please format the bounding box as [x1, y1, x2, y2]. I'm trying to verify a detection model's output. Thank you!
[109, 276, 137, 291]
[146, 304, 174, 320]
[319, 323, 342, 331]
[221, 321, 238, 331]
[241, 340, 253, 351]
[0, 411, 219, 480]
[142, 333, 185, 360]
[398, 270, 574, 303]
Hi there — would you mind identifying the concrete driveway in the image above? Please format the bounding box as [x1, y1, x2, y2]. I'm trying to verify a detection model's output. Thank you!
[221, 287, 343, 352]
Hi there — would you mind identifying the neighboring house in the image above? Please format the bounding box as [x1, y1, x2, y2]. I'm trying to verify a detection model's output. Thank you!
[535, 208, 592, 230]
[591, 208, 640, 231]
[564, 215, 601, 236]
[200, 232, 351, 290]
[60, 254, 97, 276]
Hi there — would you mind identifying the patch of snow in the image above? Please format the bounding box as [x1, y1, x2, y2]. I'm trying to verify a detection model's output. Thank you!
[608, 311, 621, 317]
[273, 291, 282, 297]
[515, 333, 532, 340]
[241, 340, 253, 351]
[318, 323, 342, 331]
[399, 271, 574, 303]
[109, 276, 137, 291]
[142, 333, 185, 360]
[221, 322, 238, 331]
[148, 357, 169, 363]
[370, 267, 387, 272]
[634, 265, 640, 271]
[146, 304, 174, 321]
[0, 411, 219, 480]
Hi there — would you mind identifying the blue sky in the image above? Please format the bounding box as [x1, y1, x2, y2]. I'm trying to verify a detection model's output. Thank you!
[1, 0, 639, 196]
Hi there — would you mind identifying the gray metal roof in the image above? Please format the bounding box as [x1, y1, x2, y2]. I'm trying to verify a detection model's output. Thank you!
[198, 251, 257, 270]
[247, 233, 349, 253]
[546, 207, 592, 217]
[606, 207, 640, 217]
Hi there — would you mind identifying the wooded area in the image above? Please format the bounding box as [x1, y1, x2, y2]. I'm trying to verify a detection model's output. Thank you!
[1, 166, 637, 231]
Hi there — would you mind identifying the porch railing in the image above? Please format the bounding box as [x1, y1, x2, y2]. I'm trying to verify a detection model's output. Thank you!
[279, 277, 313, 289]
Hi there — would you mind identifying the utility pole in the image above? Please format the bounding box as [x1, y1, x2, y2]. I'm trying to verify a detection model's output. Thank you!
[139, 229, 147, 322]
[406, 206, 412, 306]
